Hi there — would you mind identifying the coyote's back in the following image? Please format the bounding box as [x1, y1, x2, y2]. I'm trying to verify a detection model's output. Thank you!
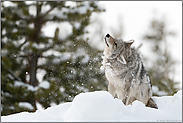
[102, 34, 158, 109]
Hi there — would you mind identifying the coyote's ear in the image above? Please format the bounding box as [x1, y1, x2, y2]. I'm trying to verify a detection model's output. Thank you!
[117, 54, 127, 64]
[124, 39, 134, 48]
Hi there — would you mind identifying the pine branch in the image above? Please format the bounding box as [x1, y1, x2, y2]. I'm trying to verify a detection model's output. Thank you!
[45, 17, 66, 22]
[41, 5, 57, 19]
[8, 69, 22, 82]
[2, 65, 22, 82]
[18, 39, 28, 49]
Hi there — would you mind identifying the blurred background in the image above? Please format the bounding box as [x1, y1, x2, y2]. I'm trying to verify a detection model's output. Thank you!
[1, 1, 182, 116]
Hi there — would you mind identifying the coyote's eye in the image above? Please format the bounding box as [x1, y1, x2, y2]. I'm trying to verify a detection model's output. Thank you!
[114, 42, 117, 47]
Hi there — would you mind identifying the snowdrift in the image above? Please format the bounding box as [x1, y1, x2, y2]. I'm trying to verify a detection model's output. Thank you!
[1, 90, 182, 122]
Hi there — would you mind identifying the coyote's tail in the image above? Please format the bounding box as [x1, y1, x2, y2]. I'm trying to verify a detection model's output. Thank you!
[146, 98, 158, 109]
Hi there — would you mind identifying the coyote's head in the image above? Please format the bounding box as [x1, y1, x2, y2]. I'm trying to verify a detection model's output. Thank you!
[104, 34, 134, 64]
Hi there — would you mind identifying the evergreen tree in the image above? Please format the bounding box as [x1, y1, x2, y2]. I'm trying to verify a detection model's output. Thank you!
[1, 1, 107, 116]
[143, 19, 179, 96]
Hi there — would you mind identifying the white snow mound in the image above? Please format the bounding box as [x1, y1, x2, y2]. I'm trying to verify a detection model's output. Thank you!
[1, 90, 182, 122]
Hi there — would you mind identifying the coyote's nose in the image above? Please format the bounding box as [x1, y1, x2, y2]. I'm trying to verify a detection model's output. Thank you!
[106, 34, 110, 38]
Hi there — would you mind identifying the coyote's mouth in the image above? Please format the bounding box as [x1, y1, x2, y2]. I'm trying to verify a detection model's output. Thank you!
[105, 37, 109, 47]
[104, 34, 110, 47]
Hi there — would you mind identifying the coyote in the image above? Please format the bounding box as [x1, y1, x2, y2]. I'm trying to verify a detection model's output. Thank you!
[102, 34, 158, 109]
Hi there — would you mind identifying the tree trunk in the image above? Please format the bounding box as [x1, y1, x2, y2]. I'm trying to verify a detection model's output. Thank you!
[29, 54, 39, 87]
[29, 2, 42, 87]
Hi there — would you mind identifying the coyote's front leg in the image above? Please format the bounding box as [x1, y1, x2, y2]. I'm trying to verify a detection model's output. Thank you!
[108, 83, 116, 97]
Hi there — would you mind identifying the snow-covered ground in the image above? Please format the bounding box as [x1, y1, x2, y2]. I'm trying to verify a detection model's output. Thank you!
[2, 90, 182, 122]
